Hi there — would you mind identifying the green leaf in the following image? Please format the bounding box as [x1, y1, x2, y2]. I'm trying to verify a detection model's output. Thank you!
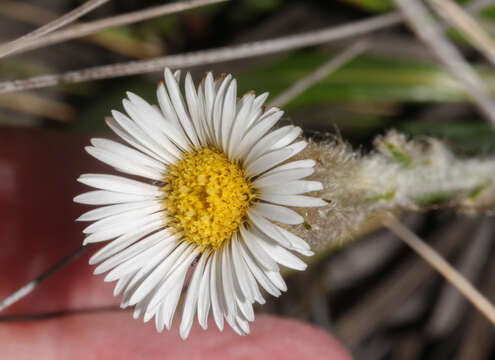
[398, 121, 495, 154]
[338, 0, 393, 13]
[236, 51, 479, 106]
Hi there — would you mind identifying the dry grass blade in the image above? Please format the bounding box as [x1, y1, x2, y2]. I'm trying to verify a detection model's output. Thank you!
[382, 213, 495, 328]
[0, 13, 402, 93]
[0, 0, 111, 59]
[393, 0, 495, 130]
[268, 41, 369, 108]
[334, 218, 473, 347]
[16, 0, 230, 56]
[0, 0, 162, 59]
[0, 245, 89, 312]
[428, 0, 495, 68]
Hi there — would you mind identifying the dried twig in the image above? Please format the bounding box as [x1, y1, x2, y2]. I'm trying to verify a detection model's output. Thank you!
[16, 0, 230, 55]
[428, 0, 495, 67]
[0, 245, 89, 312]
[393, 0, 495, 129]
[0, 0, 162, 59]
[383, 213, 495, 327]
[0, 13, 402, 93]
[0, 0, 111, 59]
[466, 0, 495, 13]
[268, 41, 369, 108]
[333, 218, 473, 346]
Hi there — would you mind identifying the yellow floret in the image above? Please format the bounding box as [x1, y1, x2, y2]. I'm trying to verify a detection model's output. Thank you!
[162, 147, 255, 250]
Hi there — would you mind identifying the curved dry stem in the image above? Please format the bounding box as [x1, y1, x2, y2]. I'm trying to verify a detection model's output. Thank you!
[0, 245, 89, 312]
[383, 213, 495, 327]
[428, 0, 495, 68]
[0, 13, 402, 93]
[17, 0, 229, 55]
[268, 41, 369, 108]
[0, 0, 111, 59]
[393, 0, 495, 129]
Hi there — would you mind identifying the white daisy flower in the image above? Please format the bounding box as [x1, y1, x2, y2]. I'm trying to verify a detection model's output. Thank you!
[74, 68, 326, 339]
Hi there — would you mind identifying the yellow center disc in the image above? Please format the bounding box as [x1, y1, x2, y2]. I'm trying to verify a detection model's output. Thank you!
[162, 147, 254, 250]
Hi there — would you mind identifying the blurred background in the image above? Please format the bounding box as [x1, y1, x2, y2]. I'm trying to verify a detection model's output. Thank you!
[1, 0, 495, 359]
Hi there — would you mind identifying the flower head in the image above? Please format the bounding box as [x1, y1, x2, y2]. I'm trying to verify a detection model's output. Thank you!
[75, 68, 325, 339]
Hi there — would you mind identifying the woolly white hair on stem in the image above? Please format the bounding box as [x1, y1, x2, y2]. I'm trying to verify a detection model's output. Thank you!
[292, 131, 495, 252]
[74, 68, 326, 339]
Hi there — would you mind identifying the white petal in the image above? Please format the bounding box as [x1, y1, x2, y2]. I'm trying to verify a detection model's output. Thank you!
[226, 314, 244, 336]
[245, 148, 293, 178]
[163, 68, 200, 147]
[243, 125, 296, 165]
[272, 126, 302, 150]
[238, 240, 281, 297]
[96, 232, 176, 276]
[83, 204, 161, 234]
[221, 241, 237, 318]
[227, 93, 255, 159]
[221, 79, 237, 151]
[88, 220, 164, 265]
[162, 281, 185, 330]
[86, 146, 163, 180]
[258, 194, 327, 207]
[77, 200, 159, 222]
[259, 180, 323, 195]
[90, 138, 165, 170]
[236, 296, 254, 322]
[83, 212, 164, 244]
[109, 111, 176, 164]
[264, 159, 316, 173]
[275, 225, 311, 252]
[112, 109, 180, 163]
[236, 315, 251, 334]
[209, 250, 224, 331]
[247, 93, 269, 127]
[257, 236, 307, 271]
[247, 210, 291, 247]
[123, 239, 182, 298]
[128, 242, 190, 306]
[124, 97, 187, 155]
[203, 72, 216, 141]
[212, 75, 232, 146]
[197, 254, 212, 329]
[113, 272, 134, 297]
[230, 233, 254, 302]
[239, 225, 278, 271]
[185, 73, 208, 146]
[74, 190, 154, 206]
[180, 252, 208, 339]
[233, 235, 265, 304]
[252, 168, 315, 188]
[146, 245, 198, 313]
[252, 202, 303, 225]
[77, 174, 161, 196]
[265, 270, 287, 292]
[235, 109, 284, 160]
[287, 140, 308, 158]
[133, 241, 189, 307]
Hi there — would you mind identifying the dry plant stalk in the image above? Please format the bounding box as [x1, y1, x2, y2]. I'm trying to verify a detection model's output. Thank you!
[393, 0, 495, 129]
[427, 0, 495, 67]
[0, 13, 402, 93]
[0, 0, 111, 59]
[15, 0, 229, 55]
